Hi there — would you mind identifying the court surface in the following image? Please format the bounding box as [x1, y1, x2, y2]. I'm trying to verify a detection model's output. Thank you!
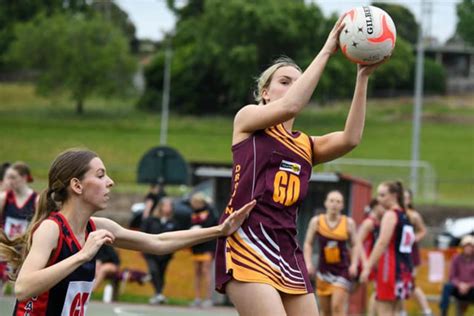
[0, 296, 238, 316]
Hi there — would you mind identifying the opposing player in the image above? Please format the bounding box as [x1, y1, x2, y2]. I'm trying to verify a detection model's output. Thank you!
[349, 199, 385, 316]
[404, 189, 432, 316]
[0, 149, 255, 315]
[360, 181, 415, 316]
[0, 162, 38, 239]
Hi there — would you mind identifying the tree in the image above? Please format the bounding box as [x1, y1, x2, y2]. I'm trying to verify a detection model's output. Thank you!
[456, 0, 474, 46]
[0, 1, 89, 70]
[140, 0, 327, 114]
[7, 13, 136, 114]
[91, 0, 139, 53]
[372, 2, 418, 45]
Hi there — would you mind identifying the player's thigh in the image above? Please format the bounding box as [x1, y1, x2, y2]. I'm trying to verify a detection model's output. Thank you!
[375, 300, 398, 316]
[281, 292, 320, 316]
[226, 280, 286, 316]
[318, 295, 332, 316]
[331, 287, 349, 314]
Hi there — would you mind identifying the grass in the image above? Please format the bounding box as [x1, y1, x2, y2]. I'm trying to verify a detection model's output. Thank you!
[0, 83, 473, 206]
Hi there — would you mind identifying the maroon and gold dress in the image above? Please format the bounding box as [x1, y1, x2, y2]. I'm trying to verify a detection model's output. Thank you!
[215, 124, 314, 294]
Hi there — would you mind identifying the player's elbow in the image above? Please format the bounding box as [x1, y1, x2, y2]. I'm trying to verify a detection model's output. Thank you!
[282, 96, 304, 117]
[346, 134, 362, 148]
[14, 281, 29, 301]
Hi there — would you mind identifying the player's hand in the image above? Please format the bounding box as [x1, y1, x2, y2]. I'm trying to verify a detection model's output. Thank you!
[458, 282, 470, 295]
[322, 14, 346, 55]
[359, 266, 371, 283]
[220, 200, 256, 236]
[357, 56, 390, 77]
[348, 263, 358, 278]
[79, 229, 115, 261]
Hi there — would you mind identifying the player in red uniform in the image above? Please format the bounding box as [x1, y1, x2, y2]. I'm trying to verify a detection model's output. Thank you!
[350, 199, 385, 316]
[0, 162, 38, 294]
[360, 181, 415, 316]
[0, 149, 255, 315]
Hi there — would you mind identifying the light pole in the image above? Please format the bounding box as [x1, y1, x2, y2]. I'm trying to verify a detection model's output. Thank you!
[160, 36, 172, 145]
[410, 0, 427, 196]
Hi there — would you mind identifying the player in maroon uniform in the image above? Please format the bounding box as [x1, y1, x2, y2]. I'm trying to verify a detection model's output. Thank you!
[360, 181, 415, 316]
[214, 14, 386, 316]
[303, 191, 357, 316]
[0, 149, 255, 315]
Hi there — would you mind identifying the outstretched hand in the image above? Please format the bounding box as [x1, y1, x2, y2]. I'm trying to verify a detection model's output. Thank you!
[322, 13, 346, 55]
[220, 200, 256, 236]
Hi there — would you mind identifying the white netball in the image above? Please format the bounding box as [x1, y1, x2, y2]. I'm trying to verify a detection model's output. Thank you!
[339, 6, 397, 65]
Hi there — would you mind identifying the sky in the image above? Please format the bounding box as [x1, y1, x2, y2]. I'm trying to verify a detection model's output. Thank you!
[115, 0, 461, 44]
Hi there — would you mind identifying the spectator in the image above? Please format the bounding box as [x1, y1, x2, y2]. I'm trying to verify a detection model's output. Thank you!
[140, 197, 177, 304]
[189, 193, 217, 308]
[439, 235, 474, 316]
[129, 183, 167, 229]
[93, 245, 120, 291]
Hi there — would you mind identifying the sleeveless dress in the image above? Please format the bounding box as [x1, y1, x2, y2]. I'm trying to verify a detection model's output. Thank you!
[215, 124, 314, 294]
[316, 215, 352, 295]
[14, 213, 96, 315]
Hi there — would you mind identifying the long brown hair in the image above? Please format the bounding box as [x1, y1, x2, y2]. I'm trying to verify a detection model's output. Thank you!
[0, 149, 97, 280]
[381, 180, 405, 211]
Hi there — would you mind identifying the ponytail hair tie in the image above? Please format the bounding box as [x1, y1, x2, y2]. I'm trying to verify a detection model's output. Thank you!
[52, 179, 65, 191]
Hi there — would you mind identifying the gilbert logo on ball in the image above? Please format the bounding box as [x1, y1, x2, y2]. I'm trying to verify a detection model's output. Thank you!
[339, 6, 397, 65]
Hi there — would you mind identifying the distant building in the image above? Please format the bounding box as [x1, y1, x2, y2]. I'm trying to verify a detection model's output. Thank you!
[425, 36, 474, 94]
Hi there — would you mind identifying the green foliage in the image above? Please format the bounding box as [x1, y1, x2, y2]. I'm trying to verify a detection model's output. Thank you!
[422, 58, 446, 94]
[0, 0, 89, 69]
[7, 12, 137, 114]
[140, 0, 327, 114]
[372, 37, 414, 92]
[90, 0, 138, 53]
[141, 1, 432, 114]
[372, 2, 418, 44]
[456, 0, 474, 46]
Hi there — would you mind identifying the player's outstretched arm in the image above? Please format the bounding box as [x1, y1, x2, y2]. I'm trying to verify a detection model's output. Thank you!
[94, 200, 256, 256]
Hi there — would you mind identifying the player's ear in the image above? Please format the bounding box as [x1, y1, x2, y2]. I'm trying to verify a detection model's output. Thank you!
[70, 178, 83, 195]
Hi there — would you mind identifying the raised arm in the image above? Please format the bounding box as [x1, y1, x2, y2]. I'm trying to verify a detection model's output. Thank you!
[312, 61, 386, 164]
[303, 216, 319, 276]
[15, 220, 114, 301]
[360, 211, 397, 283]
[94, 200, 256, 255]
[233, 16, 346, 143]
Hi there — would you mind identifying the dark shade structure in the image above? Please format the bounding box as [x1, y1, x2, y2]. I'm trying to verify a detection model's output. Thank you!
[137, 146, 189, 185]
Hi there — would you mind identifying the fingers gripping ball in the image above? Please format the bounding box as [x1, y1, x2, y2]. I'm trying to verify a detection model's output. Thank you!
[339, 6, 397, 65]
